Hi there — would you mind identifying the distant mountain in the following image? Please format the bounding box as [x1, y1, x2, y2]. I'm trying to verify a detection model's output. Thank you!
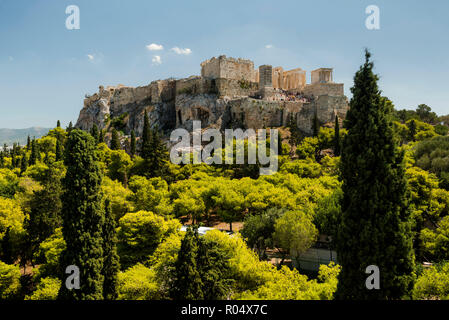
[0, 127, 52, 146]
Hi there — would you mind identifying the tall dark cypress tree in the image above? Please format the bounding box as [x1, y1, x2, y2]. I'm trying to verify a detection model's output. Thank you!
[172, 227, 203, 300]
[57, 120, 61, 128]
[335, 50, 415, 300]
[90, 124, 99, 144]
[55, 139, 63, 162]
[334, 114, 341, 156]
[130, 130, 136, 158]
[58, 129, 105, 300]
[408, 119, 417, 142]
[102, 200, 119, 300]
[67, 122, 73, 133]
[141, 112, 152, 159]
[98, 129, 105, 144]
[20, 152, 28, 175]
[312, 111, 320, 137]
[27, 135, 31, 150]
[25, 163, 63, 257]
[29, 139, 37, 166]
[0, 227, 13, 264]
[148, 125, 168, 177]
[110, 129, 120, 150]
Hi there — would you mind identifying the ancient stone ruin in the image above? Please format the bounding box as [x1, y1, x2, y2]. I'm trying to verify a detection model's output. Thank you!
[76, 55, 349, 138]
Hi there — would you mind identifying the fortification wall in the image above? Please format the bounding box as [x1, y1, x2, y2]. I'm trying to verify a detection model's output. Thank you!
[201, 55, 257, 82]
[302, 83, 344, 97]
[215, 78, 259, 98]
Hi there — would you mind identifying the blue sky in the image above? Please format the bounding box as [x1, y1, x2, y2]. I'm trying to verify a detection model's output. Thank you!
[0, 0, 448, 128]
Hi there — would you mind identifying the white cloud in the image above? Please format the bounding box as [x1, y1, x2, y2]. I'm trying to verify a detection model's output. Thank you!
[265, 44, 273, 49]
[146, 43, 164, 51]
[87, 54, 94, 61]
[152, 55, 162, 65]
[171, 47, 192, 55]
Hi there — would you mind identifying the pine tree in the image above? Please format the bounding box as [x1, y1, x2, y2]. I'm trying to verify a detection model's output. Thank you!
[58, 129, 105, 300]
[57, 120, 61, 128]
[335, 50, 415, 300]
[172, 227, 204, 300]
[130, 130, 136, 158]
[110, 129, 120, 150]
[334, 114, 341, 156]
[102, 200, 119, 300]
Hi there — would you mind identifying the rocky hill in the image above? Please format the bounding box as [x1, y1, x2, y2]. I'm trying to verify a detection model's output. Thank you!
[75, 55, 349, 142]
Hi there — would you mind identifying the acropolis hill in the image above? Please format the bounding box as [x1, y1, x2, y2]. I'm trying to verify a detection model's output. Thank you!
[75, 55, 349, 139]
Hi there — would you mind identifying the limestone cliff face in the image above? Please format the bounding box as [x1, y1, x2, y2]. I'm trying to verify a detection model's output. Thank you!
[75, 78, 348, 139]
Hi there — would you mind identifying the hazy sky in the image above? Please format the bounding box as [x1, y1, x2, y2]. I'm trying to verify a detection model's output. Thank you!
[1, 0, 448, 128]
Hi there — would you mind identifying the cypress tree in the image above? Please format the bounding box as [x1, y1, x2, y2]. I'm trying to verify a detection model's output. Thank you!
[55, 139, 63, 162]
[25, 163, 63, 257]
[197, 237, 232, 300]
[27, 135, 31, 150]
[90, 124, 99, 143]
[58, 129, 105, 300]
[29, 139, 37, 166]
[141, 112, 152, 159]
[102, 200, 119, 300]
[110, 129, 120, 150]
[408, 119, 417, 142]
[57, 120, 61, 128]
[312, 111, 320, 137]
[335, 50, 415, 300]
[334, 114, 341, 156]
[148, 125, 168, 177]
[20, 152, 28, 174]
[98, 129, 105, 144]
[130, 130, 136, 158]
[11, 150, 16, 169]
[172, 227, 203, 300]
[67, 122, 73, 133]
[0, 151, 4, 168]
[0, 227, 13, 264]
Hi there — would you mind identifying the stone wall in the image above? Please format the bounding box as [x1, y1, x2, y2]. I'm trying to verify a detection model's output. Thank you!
[215, 78, 259, 98]
[200, 55, 257, 82]
[302, 82, 344, 97]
